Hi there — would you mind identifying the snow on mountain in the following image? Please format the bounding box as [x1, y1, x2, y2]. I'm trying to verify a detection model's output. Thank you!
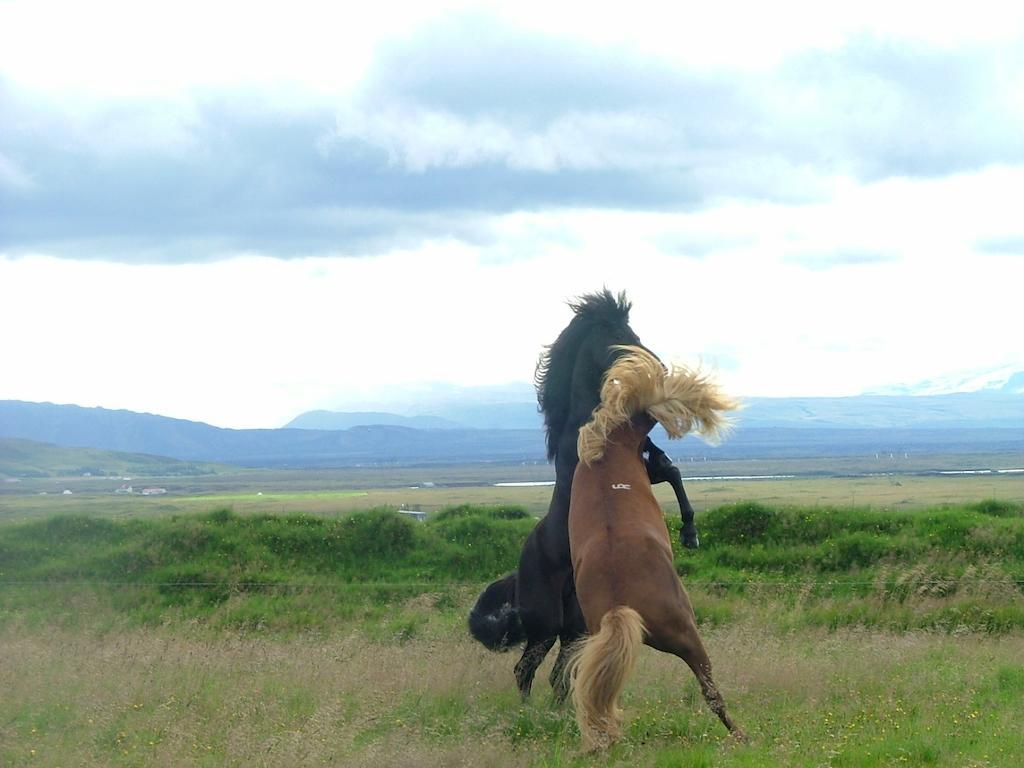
[866, 366, 1024, 396]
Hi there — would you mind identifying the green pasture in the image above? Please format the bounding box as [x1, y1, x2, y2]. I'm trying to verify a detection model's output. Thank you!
[3, 500, 1023, 632]
[3, 616, 1022, 767]
[2, 497, 1024, 766]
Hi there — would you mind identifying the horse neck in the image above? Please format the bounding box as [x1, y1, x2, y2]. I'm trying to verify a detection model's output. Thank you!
[602, 415, 656, 464]
[540, 315, 644, 460]
[567, 332, 652, 426]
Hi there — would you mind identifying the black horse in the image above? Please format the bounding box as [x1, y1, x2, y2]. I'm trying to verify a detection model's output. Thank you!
[469, 289, 700, 700]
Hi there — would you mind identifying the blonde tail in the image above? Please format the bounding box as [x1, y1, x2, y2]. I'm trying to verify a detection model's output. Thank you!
[569, 606, 647, 751]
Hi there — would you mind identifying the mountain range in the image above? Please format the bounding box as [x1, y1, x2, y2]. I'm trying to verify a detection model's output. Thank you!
[286, 367, 1024, 431]
[866, 368, 1024, 397]
[287, 392, 1024, 432]
[2, 386, 1023, 470]
[0, 437, 221, 478]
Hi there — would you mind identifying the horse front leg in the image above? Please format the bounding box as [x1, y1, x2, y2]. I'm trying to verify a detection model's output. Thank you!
[645, 439, 699, 549]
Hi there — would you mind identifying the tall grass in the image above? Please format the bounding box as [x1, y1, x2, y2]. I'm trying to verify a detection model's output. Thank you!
[2, 620, 1022, 767]
[1, 500, 1022, 632]
[2, 501, 1024, 766]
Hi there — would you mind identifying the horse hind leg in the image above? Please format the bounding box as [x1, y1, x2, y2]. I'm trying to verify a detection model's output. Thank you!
[548, 637, 577, 704]
[663, 626, 746, 741]
[693, 665, 745, 741]
[549, 590, 587, 704]
[514, 636, 556, 699]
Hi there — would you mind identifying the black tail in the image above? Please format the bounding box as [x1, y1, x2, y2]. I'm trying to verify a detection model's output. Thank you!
[468, 572, 525, 652]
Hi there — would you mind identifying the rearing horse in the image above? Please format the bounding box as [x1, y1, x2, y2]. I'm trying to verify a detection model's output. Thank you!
[469, 290, 701, 700]
[569, 346, 744, 750]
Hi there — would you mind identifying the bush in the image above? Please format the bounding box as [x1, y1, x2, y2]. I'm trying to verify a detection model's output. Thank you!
[338, 509, 415, 559]
[815, 532, 891, 571]
[969, 499, 1022, 517]
[702, 501, 779, 544]
[3, 501, 1023, 631]
[205, 507, 235, 524]
[425, 512, 535, 580]
[432, 504, 531, 521]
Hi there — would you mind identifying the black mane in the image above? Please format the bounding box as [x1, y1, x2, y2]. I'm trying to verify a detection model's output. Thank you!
[535, 289, 633, 460]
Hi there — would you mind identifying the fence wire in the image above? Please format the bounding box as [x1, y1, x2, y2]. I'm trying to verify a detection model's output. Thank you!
[1, 578, 1022, 589]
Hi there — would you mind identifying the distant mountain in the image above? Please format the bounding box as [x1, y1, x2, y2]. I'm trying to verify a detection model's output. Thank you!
[284, 411, 463, 430]
[867, 367, 1024, 396]
[738, 392, 1024, 429]
[0, 400, 245, 460]
[294, 370, 1024, 432]
[2, 396, 1022, 469]
[0, 401, 546, 466]
[287, 403, 543, 431]
[287, 390, 1022, 432]
[303, 381, 544, 430]
[0, 437, 221, 478]
[1000, 372, 1024, 395]
[414, 401, 544, 430]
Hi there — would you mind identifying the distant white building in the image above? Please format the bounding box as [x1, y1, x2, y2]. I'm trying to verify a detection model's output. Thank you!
[115, 484, 133, 495]
[141, 488, 167, 496]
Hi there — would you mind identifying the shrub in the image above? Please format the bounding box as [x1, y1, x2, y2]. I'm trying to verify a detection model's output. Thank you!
[154, 567, 233, 607]
[338, 509, 415, 559]
[815, 532, 891, 571]
[702, 501, 779, 544]
[426, 512, 535, 579]
[969, 499, 1021, 517]
[432, 504, 531, 521]
[205, 507, 235, 524]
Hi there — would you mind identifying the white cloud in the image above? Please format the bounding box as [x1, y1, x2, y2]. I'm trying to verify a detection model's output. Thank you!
[10, 0, 1019, 103]
[0, 151, 34, 191]
[497, 1, 1024, 70]
[330, 106, 675, 172]
[4, 164, 1022, 427]
[2, 1, 1022, 426]
[0, 1, 420, 100]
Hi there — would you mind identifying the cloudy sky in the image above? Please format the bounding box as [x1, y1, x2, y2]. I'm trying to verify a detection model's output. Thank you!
[1, 1, 1022, 428]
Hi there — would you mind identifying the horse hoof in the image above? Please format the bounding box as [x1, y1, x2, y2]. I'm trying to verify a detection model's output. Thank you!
[728, 728, 749, 745]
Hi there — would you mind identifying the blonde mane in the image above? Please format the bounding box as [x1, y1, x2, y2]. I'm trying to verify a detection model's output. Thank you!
[577, 345, 740, 464]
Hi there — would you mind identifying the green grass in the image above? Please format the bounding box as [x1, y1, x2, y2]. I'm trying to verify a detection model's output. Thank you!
[1, 500, 1022, 633]
[2, 620, 1022, 767]
[0, 505, 538, 631]
[0, 504, 536, 583]
[2, 500, 1024, 765]
[169, 491, 370, 504]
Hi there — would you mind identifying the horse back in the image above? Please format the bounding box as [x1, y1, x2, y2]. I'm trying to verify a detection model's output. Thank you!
[569, 451, 684, 632]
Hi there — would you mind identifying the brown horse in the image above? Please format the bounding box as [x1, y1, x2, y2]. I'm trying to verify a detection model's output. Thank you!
[568, 346, 746, 751]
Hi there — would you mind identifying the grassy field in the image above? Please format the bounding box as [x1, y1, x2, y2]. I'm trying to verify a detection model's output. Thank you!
[1, 498, 1024, 766]
[4, 616, 1023, 767]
